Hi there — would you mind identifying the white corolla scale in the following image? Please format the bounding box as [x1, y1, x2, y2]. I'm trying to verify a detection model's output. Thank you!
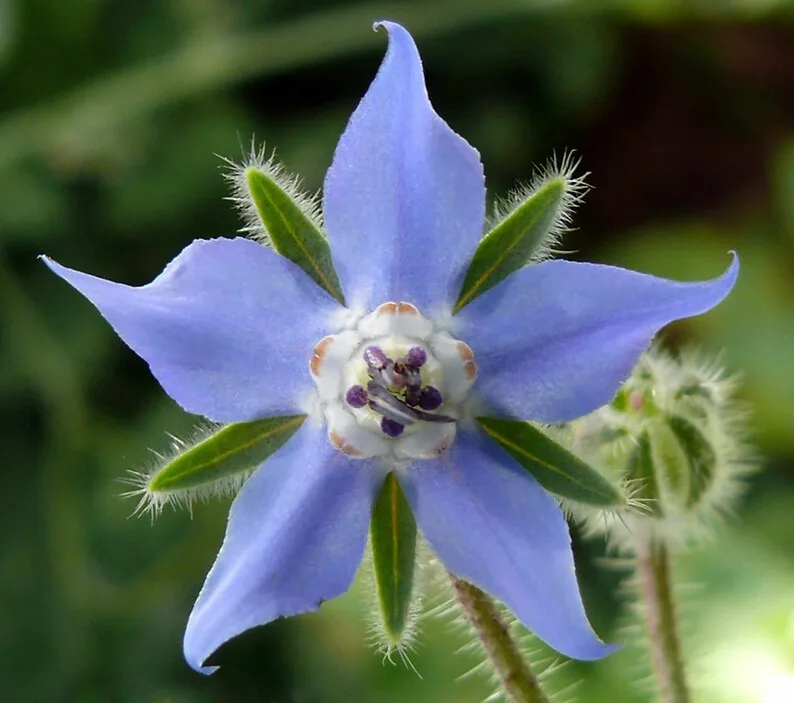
[310, 301, 476, 461]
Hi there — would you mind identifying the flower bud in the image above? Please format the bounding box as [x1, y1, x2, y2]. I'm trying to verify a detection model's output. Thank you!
[563, 347, 754, 547]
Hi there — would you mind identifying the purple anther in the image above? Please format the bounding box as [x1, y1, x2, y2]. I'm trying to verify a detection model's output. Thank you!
[363, 345, 389, 370]
[404, 386, 421, 407]
[406, 347, 427, 368]
[345, 385, 368, 408]
[418, 386, 443, 411]
[381, 417, 405, 437]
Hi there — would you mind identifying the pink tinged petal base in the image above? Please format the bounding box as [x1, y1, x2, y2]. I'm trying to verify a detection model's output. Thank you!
[398, 429, 618, 661]
[43, 238, 343, 423]
[183, 422, 386, 673]
[459, 255, 739, 423]
[323, 21, 485, 312]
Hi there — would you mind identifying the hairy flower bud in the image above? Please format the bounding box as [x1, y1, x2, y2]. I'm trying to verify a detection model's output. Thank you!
[561, 346, 755, 548]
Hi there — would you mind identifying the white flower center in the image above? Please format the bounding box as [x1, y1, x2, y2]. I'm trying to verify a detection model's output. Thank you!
[309, 302, 477, 461]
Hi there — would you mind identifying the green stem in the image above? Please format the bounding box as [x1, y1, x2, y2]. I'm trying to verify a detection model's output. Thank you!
[449, 575, 551, 703]
[636, 541, 691, 703]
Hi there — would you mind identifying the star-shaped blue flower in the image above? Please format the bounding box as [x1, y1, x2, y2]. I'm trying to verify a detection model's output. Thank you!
[43, 22, 737, 673]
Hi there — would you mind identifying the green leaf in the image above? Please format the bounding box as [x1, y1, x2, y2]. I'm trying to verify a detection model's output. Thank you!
[245, 167, 345, 305]
[667, 415, 716, 507]
[149, 415, 306, 493]
[477, 416, 623, 506]
[370, 473, 417, 647]
[454, 178, 565, 312]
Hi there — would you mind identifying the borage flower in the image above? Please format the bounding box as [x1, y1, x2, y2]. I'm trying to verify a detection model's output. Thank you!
[43, 22, 737, 673]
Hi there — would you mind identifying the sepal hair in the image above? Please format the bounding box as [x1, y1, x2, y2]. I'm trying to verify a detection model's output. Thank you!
[360, 536, 427, 672]
[486, 150, 589, 263]
[222, 140, 325, 246]
[119, 423, 253, 520]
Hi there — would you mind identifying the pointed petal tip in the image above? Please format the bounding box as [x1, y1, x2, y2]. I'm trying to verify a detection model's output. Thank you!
[725, 249, 740, 282]
[703, 249, 739, 309]
[41, 254, 95, 289]
[569, 638, 621, 662]
[40, 253, 62, 273]
[183, 617, 221, 674]
[370, 21, 422, 81]
[184, 645, 218, 676]
[372, 19, 406, 35]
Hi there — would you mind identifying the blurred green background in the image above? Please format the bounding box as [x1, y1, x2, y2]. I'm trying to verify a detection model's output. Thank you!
[2, 0, 793, 701]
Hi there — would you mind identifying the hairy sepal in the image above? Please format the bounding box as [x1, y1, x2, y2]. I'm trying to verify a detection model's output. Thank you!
[225, 145, 345, 305]
[370, 473, 418, 651]
[126, 415, 305, 517]
[667, 415, 717, 508]
[625, 431, 663, 515]
[454, 151, 588, 312]
[477, 416, 624, 507]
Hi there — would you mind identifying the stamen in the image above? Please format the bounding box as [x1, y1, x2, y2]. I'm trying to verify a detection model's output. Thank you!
[404, 385, 422, 407]
[398, 363, 422, 393]
[363, 345, 389, 370]
[406, 347, 427, 368]
[381, 418, 405, 437]
[418, 386, 443, 411]
[367, 381, 454, 425]
[367, 382, 418, 426]
[345, 385, 368, 408]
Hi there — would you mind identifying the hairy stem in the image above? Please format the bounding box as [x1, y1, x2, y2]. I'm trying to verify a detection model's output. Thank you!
[636, 541, 691, 703]
[450, 575, 551, 703]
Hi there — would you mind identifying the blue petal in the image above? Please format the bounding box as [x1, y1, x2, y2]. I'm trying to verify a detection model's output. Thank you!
[183, 422, 385, 673]
[43, 238, 342, 422]
[459, 255, 738, 422]
[398, 429, 616, 660]
[323, 22, 485, 312]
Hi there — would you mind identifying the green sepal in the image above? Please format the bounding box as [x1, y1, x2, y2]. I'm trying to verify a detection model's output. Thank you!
[245, 167, 345, 305]
[477, 416, 623, 507]
[149, 415, 306, 493]
[625, 430, 662, 514]
[649, 420, 690, 507]
[370, 473, 417, 646]
[666, 415, 716, 507]
[454, 178, 565, 312]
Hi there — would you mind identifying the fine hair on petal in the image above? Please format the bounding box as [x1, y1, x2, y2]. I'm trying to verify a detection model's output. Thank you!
[221, 138, 325, 246]
[486, 149, 590, 263]
[118, 422, 254, 520]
